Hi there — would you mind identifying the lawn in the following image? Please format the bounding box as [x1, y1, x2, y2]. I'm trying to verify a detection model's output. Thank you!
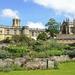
[0, 62, 75, 75]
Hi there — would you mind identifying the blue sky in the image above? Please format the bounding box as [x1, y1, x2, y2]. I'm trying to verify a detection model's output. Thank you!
[0, 0, 75, 28]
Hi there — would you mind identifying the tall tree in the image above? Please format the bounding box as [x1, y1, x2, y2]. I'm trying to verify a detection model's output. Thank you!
[45, 18, 60, 38]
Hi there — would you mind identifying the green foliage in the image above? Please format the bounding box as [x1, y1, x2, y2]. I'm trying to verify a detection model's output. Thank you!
[64, 44, 75, 58]
[12, 34, 33, 46]
[0, 63, 24, 72]
[54, 60, 59, 69]
[0, 62, 75, 75]
[32, 40, 65, 57]
[45, 18, 60, 38]
[29, 51, 48, 58]
[0, 39, 65, 58]
[46, 49, 64, 56]
[0, 65, 12, 72]
[33, 40, 45, 52]
[12, 35, 20, 43]
[33, 40, 64, 51]
[12, 64, 24, 71]
[6, 45, 29, 57]
[37, 32, 48, 41]
[46, 40, 65, 50]
[64, 50, 75, 58]
[0, 50, 11, 59]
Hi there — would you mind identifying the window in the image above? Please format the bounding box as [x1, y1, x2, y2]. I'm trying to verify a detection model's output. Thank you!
[32, 31, 34, 36]
[0, 31, 2, 34]
[14, 30, 16, 35]
[7, 29, 9, 34]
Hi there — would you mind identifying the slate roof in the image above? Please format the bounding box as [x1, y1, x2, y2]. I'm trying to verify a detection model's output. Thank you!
[56, 34, 75, 40]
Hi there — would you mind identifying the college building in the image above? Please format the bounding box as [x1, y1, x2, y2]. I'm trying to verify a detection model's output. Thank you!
[1, 18, 75, 44]
[0, 18, 44, 41]
[57, 18, 75, 44]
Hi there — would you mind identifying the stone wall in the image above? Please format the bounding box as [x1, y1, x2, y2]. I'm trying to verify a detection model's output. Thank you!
[49, 55, 70, 62]
[0, 55, 74, 70]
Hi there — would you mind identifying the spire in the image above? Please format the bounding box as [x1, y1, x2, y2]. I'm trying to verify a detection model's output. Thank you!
[65, 18, 69, 22]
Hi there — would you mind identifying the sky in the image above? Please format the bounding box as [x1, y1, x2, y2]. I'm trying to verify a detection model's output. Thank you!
[0, 0, 75, 29]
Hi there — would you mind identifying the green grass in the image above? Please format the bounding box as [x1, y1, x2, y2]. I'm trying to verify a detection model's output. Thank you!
[0, 62, 75, 75]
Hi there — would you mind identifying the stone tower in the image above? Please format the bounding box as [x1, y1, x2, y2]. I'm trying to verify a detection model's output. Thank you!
[12, 18, 20, 28]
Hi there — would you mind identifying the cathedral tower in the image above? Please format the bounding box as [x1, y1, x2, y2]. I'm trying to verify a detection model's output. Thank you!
[12, 18, 20, 28]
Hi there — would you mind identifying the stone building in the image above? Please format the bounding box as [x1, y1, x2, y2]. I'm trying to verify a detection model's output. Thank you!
[0, 18, 44, 41]
[56, 19, 75, 44]
[60, 18, 75, 34]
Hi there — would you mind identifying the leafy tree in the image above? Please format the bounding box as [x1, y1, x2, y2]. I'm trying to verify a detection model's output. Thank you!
[12, 34, 33, 46]
[45, 18, 60, 38]
[37, 32, 48, 41]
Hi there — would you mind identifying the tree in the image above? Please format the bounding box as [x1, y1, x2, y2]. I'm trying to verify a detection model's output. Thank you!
[45, 18, 60, 38]
[37, 32, 48, 41]
[12, 34, 32, 46]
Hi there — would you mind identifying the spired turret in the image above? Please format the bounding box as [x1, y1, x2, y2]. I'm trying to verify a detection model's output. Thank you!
[12, 18, 20, 28]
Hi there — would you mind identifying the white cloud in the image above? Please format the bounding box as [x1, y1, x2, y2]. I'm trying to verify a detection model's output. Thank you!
[0, 9, 19, 19]
[26, 21, 45, 29]
[32, 0, 75, 18]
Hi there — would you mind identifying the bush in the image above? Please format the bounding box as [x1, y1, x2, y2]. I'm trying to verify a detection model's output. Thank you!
[54, 60, 59, 69]
[0, 63, 24, 72]
[47, 49, 64, 56]
[12, 34, 34, 46]
[0, 50, 11, 59]
[33, 40, 45, 52]
[12, 64, 24, 71]
[64, 50, 75, 58]
[1, 65, 12, 72]
[6, 45, 29, 57]
[32, 40, 65, 57]
[37, 32, 48, 41]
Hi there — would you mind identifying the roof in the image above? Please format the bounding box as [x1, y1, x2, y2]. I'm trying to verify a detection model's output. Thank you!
[56, 34, 75, 40]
